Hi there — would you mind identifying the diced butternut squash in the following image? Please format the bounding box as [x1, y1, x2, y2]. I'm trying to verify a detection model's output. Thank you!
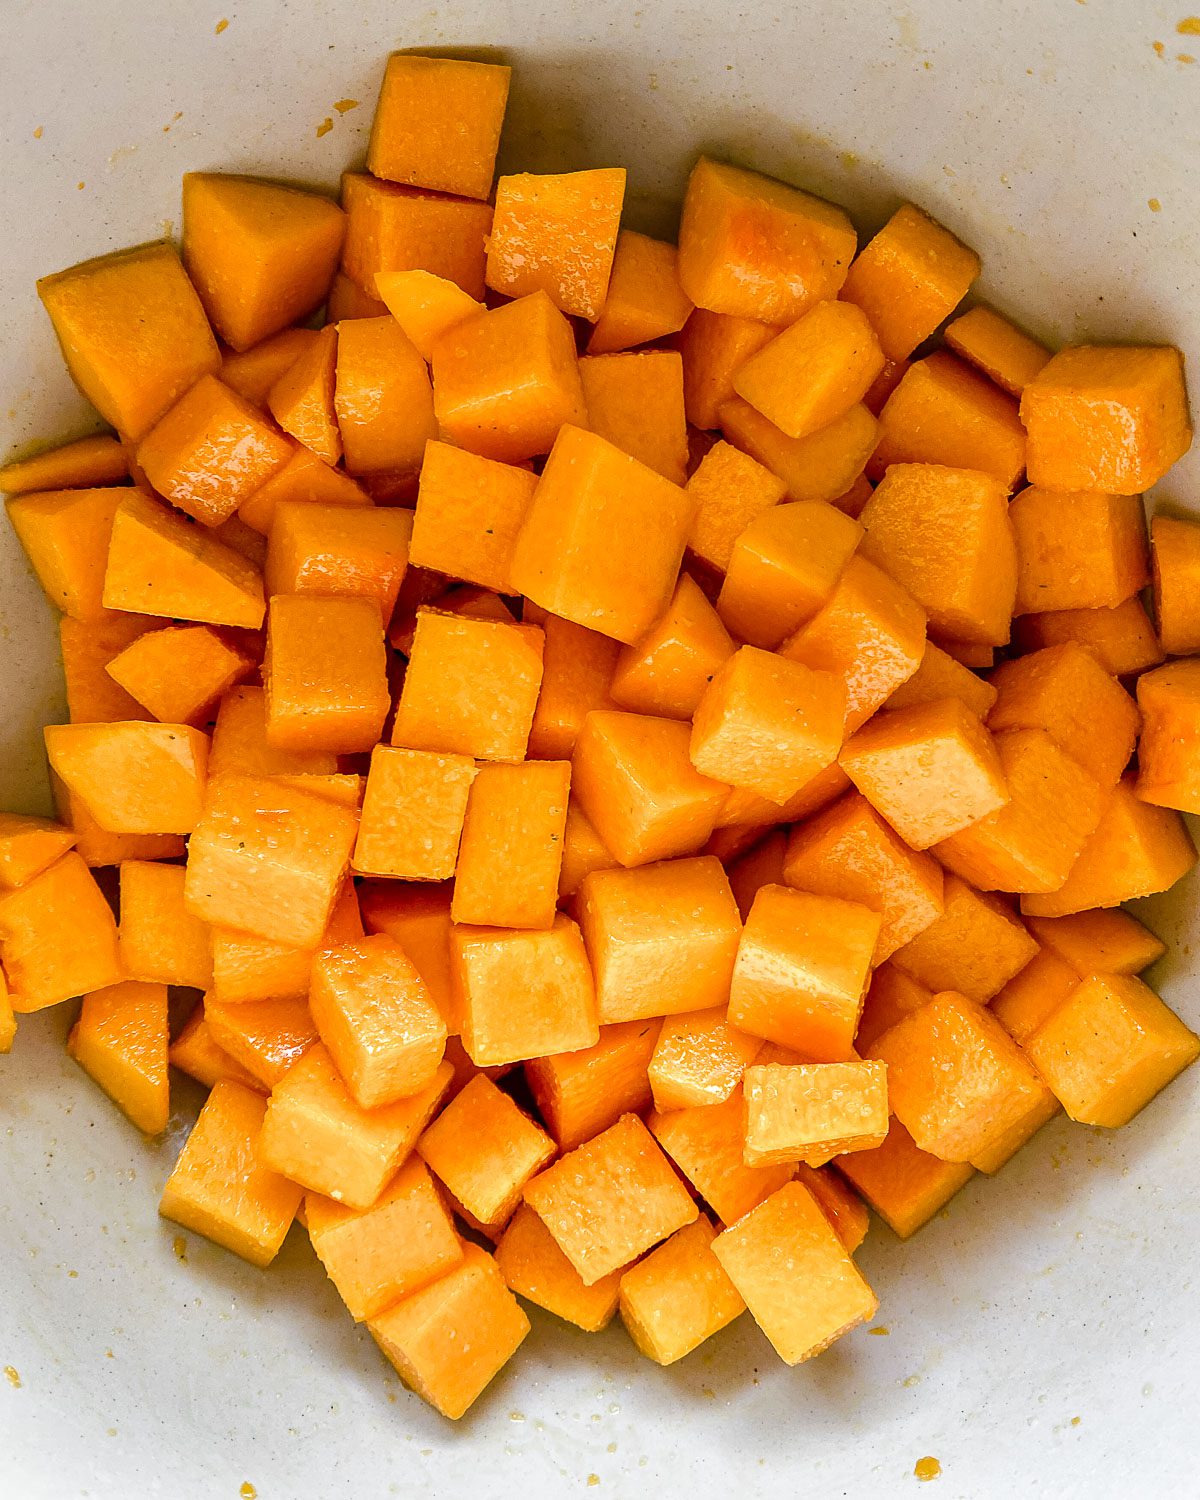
[726, 829, 788, 921]
[44, 721, 208, 835]
[168, 1001, 263, 1092]
[524, 1113, 697, 1286]
[392, 610, 543, 761]
[525, 1020, 657, 1152]
[989, 947, 1079, 1045]
[328, 270, 388, 321]
[579, 351, 688, 484]
[840, 203, 979, 362]
[354, 745, 476, 883]
[691, 647, 845, 805]
[340, 171, 491, 298]
[577, 856, 741, 1024]
[734, 301, 884, 440]
[205, 995, 318, 1090]
[684, 440, 786, 574]
[266, 324, 341, 464]
[358, 882, 455, 1031]
[106, 624, 251, 726]
[373, 269, 481, 359]
[835, 1117, 974, 1238]
[988, 643, 1138, 788]
[678, 158, 856, 324]
[38, 242, 220, 441]
[238, 445, 371, 533]
[50, 772, 185, 868]
[208, 684, 335, 778]
[650, 1090, 793, 1227]
[263, 594, 389, 755]
[1020, 345, 1191, 495]
[408, 441, 535, 593]
[888, 874, 1036, 1004]
[943, 305, 1050, 397]
[185, 773, 357, 948]
[619, 1215, 745, 1365]
[782, 792, 944, 962]
[160, 1079, 302, 1264]
[839, 698, 1009, 850]
[558, 800, 620, 901]
[67, 979, 168, 1134]
[719, 397, 879, 505]
[0, 813, 76, 890]
[854, 962, 933, 1051]
[1025, 909, 1166, 979]
[7, 487, 124, 620]
[780, 556, 926, 734]
[610, 573, 735, 721]
[266, 501, 412, 624]
[729, 884, 878, 1059]
[526, 614, 619, 761]
[1010, 488, 1149, 615]
[368, 1242, 529, 1420]
[306, 1156, 462, 1320]
[208, 877, 362, 1006]
[934, 728, 1104, 895]
[452, 761, 570, 930]
[648, 1006, 761, 1112]
[679, 310, 776, 431]
[572, 710, 728, 867]
[885, 640, 996, 720]
[419, 1074, 554, 1233]
[588, 230, 693, 354]
[743, 1060, 889, 1167]
[453, 915, 598, 1067]
[334, 315, 436, 476]
[0, 434, 128, 496]
[118, 860, 212, 989]
[1015, 596, 1166, 698]
[495, 1203, 621, 1332]
[368, 53, 510, 200]
[712, 1180, 877, 1364]
[221, 328, 320, 407]
[1151, 514, 1200, 656]
[57, 613, 154, 723]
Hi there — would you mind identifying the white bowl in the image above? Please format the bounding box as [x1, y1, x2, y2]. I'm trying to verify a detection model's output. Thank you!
[2, 3, 1198, 1496]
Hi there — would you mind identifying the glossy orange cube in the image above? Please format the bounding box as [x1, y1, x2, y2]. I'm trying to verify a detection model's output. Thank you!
[106, 624, 251, 726]
[495, 1203, 621, 1332]
[988, 947, 1079, 1045]
[1151, 514, 1200, 656]
[610, 573, 735, 721]
[835, 1117, 974, 1239]
[408, 441, 537, 594]
[679, 310, 775, 431]
[1025, 909, 1166, 979]
[525, 1020, 658, 1152]
[44, 721, 208, 836]
[452, 761, 570, 930]
[526, 614, 620, 761]
[208, 684, 335, 779]
[648, 1006, 762, 1112]
[886, 641, 998, 721]
[649, 1090, 793, 1227]
[743, 1060, 889, 1168]
[719, 396, 879, 506]
[1010, 488, 1150, 614]
[264, 594, 389, 755]
[587, 230, 693, 355]
[943, 304, 1050, 397]
[354, 745, 475, 884]
[618, 1215, 745, 1365]
[579, 350, 688, 485]
[888, 874, 1036, 1004]
[334, 315, 436, 477]
[0, 813, 77, 891]
[6, 486, 125, 622]
[265, 502, 413, 624]
[67, 979, 170, 1134]
[118, 860, 212, 990]
[340, 171, 491, 298]
[684, 439, 786, 574]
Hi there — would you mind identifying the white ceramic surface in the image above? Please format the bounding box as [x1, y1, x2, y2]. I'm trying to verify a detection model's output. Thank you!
[2, 2, 1199, 1496]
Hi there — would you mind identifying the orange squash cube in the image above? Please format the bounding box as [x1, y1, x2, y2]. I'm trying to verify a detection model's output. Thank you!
[265, 502, 412, 624]
[106, 624, 251, 726]
[988, 643, 1138, 789]
[839, 698, 1009, 850]
[618, 1215, 745, 1365]
[989, 947, 1079, 1045]
[368, 1242, 529, 1420]
[679, 310, 775, 431]
[871, 352, 1026, 490]
[1151, 514, 1200, 655]
[717, 500, 862, 648]
[840, 203, 979, 361]
[160, 1079, 302, 1264]
[38, 242, 220, 441]
[511, 425, 694, 646]
[103, 490, 265, 630]
[854, 962, 933, 1051]
[452, 761, 570, 930]
[237, 445, 371, 533]
[330, 270, 393, 321]
[263, 594, 389, 755]
[266, 324, 341, 465]
[260, 1043, 452, 1209]
[204, 994, 318, 1090]
[118, 860, 212, 990]
[888, 874, 1036, 1004]
[524, 1113, 697, 1286]
[0, 813, 76, 891]
[168, 1001, 263, 1092]
[6, 486, 125, 621]
[67, 979, 169, 1134]
[691, 647, 845, 806]
[340, 172, 491, 298]
[729, 884, 879, 1059]
[392, 610, 543, 761]
[358, 881, 457, 1030]
[684, 440, 786, 574]
[373, 269, 481, 359]
[525, 1020, 658, 1152]
[1025, 909, 1166, 978]
[50, 772, 184, 868]
[782, 792, 944, 962]
[587, 230, 693, 354]
[743, 1060, 889, 1168]
[1009, 488, 1150, 615]
[733, 301, 884, 440]
[712, 1180, 877, 1364]
[209, 685, 335, 779]
[834, 1117, 974, 1239]
[185, 773, 357, 948]
[867, 990, 1055, 1165]
[1020, 344, 1191, 494]
[719, 396, 879, 505]
[648, 1006, 761, 1112]
[1025, 974, 1199, 1128]
[419, 1074, 555, 1233]
[367, 53, 510, 200]
[306, 1156, 462, 1321]
[453, 915, 598, 1068]
[649, 1090, 793, 1227]
[780, 556, 926, 733]
[0, 433, 128, 495]
[572, 710, 727, 868]
[885, 640, 997, 721]
[354, 746, 475, 884]
[57, 613, 156, 723]
[221, 328, 320, 406]
[934, 728, 1104, 895]
[495, 1203, 621, 1332]
[526, 614, 619, 761]
[408, 441, 536, 594]
[44, 721, 208, 835]
[309, 935, 446, 1110]
[334, 315, 435, 477]
[678, 158, 856, 324]
[610, 573, 735, 721]
[943, 304, 1051, 397]
[182, 173, 343, 350]
[579, 350, 688, 484]
[577, 856, 741, 1024]
[486, 168, 625, 320]
[1020, 777, 1197, 918]
[797, 1163, 869, 1254]
[558, 800, 620, 901]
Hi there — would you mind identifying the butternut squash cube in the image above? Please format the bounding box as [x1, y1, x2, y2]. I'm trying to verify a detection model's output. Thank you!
[0, 433, 128, 496]
[263, 594, 389, 756]
[408, 441, 536, 594]
[67, 979, 169, 1134]
[1151, 514, 1200, 656]
[6, 487, 124, 621]
[106, 624, 252, 726]
[943, 304, 1051, 397]
[1025, 909, 1166, 978]
[679, 310, 775, 431]
[452, 761, 570, 930]
[989, 948, 1079, 1045]
[44, 721, 208, 835]
[619, 1215, 745, 1365]
[118, 860, 212, 990]
[854, 963, 933, 1051]
[205, 995, 318, 1090]
[888, 874, 1036, 1004]
[526, 614, 619, 761]
[1010, 488, 1149, 614]
[340, 172, 491, 298]
[886, 640, 997, 721]
[169, 1002, 263, 1092]
[648, 1006, 762, 1112]
[266, 502, 412, 624]
[610, 573, 735, 721]
[525, 1020, 658, 1152]
[834, 1117, 974, 1239]
[684, 439, 786, 574]
[334, 315, 436, 477]
[649, 1090, 794, 1226]
[354, 745, 476, 883]
[743, 1060, 889, 1168]
[0, 813, 76, 890]
[579, 351, 688, 485]
[1015, 598, 1163, 680]
[719, 396, 879, 505]
[359, 881, 457, 1031]
[495, 1203, 621, 1332]
[209, 684, 335, 779]
[587, 230, 693, 355]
